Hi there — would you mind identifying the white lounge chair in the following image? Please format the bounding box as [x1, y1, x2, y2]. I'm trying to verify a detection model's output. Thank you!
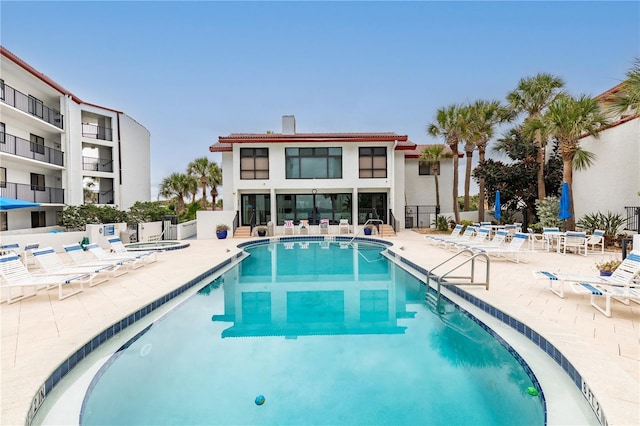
[319, 219, 330, 234]
[586, 230, 606, 254]
[107, 237, 158, 264]
[0, 253, 91, 303]
[471, 232, 529, 263]
[424, 224, 463, 245]
[63, 243, 138, 271]
[438, 226, 477, 249]
[457, 229, 508, 251]
[22, 242, 41, 266]
[532, 251, 640, 317]
[339, 219, 350, 234]
[32, 247, 124, 285]
[85, 244, 146, 269]
[452, 227, 490, 251]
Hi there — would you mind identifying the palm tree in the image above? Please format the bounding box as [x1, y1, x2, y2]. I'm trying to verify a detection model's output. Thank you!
[419, 144, 452, 210]
[542, 94, 609, 230]
[507, 73, 565, 201]
[188, 157, 215, 209]
[207, 162, 223, 207]
[460, 104, 476, 212]
[159, 172, 190, 215]
[185, 174, 199, 204]
[605, 58, 640, 116]
[428, 104, 466, 223]
[466, 100, 509, 221]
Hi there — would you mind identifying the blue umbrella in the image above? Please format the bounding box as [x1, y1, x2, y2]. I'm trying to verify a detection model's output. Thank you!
[559, 182, 572, 220]
[494, 191, 501, 220]
[0, 196, 40, 211]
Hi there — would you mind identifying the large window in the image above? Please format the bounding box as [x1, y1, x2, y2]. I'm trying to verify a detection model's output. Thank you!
[28, 95, 44, 119]
[30, 173, 45, 191]
[240, 148, 269, 179]
[31, 211, 46, 228]
[285, 148, 342, 179]
[0, 122, 5, 144]
[359, 147, 387, 178]
[30, 134, 45, 155]
[276, 193, 351, 225]
[419, 161, 440, 176]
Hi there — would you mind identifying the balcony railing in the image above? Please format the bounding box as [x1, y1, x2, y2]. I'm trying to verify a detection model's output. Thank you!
[0, 132, 64, 166]
[1, 181, 64, 204]
[82, 156, 113, 172]
[624, 206, 640, 233]
[1, 82, 64, 129]
[85, 189, 114, 205]
[82, 123, 113, 141]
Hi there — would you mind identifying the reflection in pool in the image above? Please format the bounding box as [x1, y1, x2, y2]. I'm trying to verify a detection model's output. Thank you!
[80, 241, 544, 425]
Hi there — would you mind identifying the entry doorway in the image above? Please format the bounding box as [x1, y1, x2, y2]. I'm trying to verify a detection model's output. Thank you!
[357, 193, 386, 225]
[241, 194, 271, 226]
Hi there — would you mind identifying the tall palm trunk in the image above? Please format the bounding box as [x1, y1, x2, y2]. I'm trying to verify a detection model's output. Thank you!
[562, 156, 575, 231]
[433, 163, 441, 208]
[477, 146, 486, 221]
[450, 141, 460, 223]
[463, 147, 474, 211]
[535, 129, 546, 200]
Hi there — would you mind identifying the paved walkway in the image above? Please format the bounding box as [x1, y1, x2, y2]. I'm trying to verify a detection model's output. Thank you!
[1, 232, 638, 425]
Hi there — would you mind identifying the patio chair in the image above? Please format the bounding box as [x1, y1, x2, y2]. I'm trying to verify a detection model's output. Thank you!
[64, 243, 139, 271]
[586, 230, 606, 254]
[22, 243, 40, 266]
[0, 253, 90, 303]
[108, 237, 158, 264]
[32, 247, 124, 285]
[298, 220, 309, 235]
[85, 244, 146, 269]
[424, 224, 463, 245]
[471, 232, 529, 263]
[560, 231, 587, 256]
[1, 243, 21, 257]
[339, 219, 350, 234]
[283, 220, 295, 235]
[319, 219, 330, 234]
[542, 227, 562, 252]
[532, 251, 640, 317]
[527, 228, 549, 251]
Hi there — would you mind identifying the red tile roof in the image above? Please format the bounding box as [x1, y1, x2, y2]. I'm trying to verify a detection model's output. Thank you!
[210, 132, 415, 152]
[404, 144, 460, 158]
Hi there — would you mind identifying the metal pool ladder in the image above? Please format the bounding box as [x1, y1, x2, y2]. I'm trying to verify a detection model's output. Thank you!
[425, 249, 490, 304]
[347, 219, 384, 245]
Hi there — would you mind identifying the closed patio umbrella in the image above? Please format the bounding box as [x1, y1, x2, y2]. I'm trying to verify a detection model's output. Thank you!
[494, 191, 501, 220]
[559, 182, 572, 220]
[0, 196, 40, 211]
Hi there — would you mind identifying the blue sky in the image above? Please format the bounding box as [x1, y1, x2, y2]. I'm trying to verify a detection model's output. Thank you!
[2, 1, 638, 198]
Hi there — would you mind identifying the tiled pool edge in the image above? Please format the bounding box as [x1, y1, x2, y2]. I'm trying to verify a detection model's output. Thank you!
[389, 249, 607, 426]
[25, 252, 244, 426]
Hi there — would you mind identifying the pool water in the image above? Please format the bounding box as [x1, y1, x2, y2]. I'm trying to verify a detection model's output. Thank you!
[80, 241, 544, 425]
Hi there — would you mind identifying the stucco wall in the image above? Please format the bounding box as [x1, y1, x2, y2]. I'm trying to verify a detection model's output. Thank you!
[403, 157, 454, 213]
[118, 113, 151, 209]
[573, 117, 640, 222]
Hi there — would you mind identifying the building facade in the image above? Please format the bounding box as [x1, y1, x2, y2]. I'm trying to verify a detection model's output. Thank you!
[0, 46, 151, 232]
[210, 115, 452, 231]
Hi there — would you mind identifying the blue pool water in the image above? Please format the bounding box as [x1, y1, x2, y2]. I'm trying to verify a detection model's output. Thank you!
[80, 241, 545, 425]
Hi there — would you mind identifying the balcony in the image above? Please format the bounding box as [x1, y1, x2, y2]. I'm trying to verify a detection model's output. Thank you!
[82, 156, 113, 172]
[0, 132, 64, 167]
[1, 181, 64, 204]
[82, 123, 113, 141]
[84, 189, 114, 205]
[1, 82, 63, 129]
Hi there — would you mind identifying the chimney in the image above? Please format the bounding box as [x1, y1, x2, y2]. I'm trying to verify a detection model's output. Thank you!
[282, 115, 296, 135]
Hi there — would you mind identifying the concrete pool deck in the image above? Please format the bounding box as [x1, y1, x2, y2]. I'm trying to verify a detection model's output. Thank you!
[1, 231, 638, 425]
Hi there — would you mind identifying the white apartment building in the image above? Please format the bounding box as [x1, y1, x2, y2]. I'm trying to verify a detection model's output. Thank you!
[0, 46, 151, 232]
[210, 115, 452, 231]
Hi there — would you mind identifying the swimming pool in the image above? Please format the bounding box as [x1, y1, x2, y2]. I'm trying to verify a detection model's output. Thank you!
[78, 240, 545, 425]
[124, 240, 190, 251]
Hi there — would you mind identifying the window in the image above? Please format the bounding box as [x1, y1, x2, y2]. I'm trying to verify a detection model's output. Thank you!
[0, 167, 6, 188]
[30, 134, 45, 155]
[359, 147, 387, 178]
[419, 161, 440, 176]
[30, 173, 45, 191]
[0, 212, 7, 232]
[285, 147, 342, 179]
[31, 211, 46, 228]
[0, 122, 5, 144]
[28, 95, 44, 118]
[240, 148, 269, 179]
[0, 79, 4, 101]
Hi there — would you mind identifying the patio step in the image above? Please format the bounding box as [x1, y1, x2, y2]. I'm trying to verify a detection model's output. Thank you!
[233, 226, 252, 238]
[378, 224, 396, 237]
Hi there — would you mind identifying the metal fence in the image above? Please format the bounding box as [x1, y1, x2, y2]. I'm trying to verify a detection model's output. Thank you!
[624, 206, 640, 233]
[82, 123, 113, 141]
[404, 205, 439, 229]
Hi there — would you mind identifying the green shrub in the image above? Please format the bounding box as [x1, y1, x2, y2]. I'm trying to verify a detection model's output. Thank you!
[432, 215, 452, 232]
[576, 211, 627, 246]
[534, 197, 564, 229]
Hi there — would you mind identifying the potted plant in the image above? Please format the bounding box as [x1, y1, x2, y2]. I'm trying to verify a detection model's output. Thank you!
[255, 226, 268, 237]
[363, 224, 375, 236]
[216, 224, 229, 239]
[595, 259, 621, 276]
